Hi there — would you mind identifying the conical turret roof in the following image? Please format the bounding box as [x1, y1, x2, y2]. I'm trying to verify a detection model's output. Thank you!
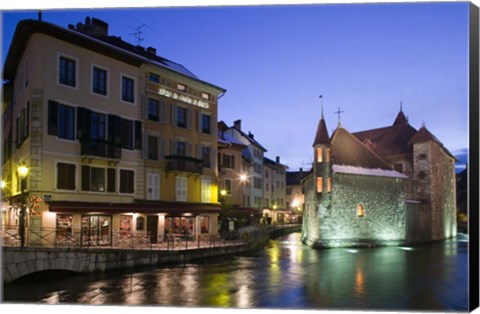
[393, 110, 408, 125]
[313, 115, 330, 146]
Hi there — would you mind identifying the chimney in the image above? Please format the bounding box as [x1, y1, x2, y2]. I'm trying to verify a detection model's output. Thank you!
[276, 156, 280, 163]
[75, 17, 109, 37]
[300, 167, 303, 173]
[248, 132, 254, 139]
[234, 119, 242, 130]
[38, 10, 42, 22]
[146, 47, 157, 55]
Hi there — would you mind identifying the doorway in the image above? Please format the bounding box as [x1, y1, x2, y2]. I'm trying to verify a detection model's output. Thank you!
[147, 215, 158, 243]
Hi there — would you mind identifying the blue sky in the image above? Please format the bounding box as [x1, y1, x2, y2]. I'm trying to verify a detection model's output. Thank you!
[1, 2, 470, 171]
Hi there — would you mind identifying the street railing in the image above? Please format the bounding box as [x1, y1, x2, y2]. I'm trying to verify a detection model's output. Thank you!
[1, 224, 301, 251]
[0, 225, 245, 251]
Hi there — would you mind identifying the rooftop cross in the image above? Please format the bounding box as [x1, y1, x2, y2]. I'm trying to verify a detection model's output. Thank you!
[334, 106, 344, 126]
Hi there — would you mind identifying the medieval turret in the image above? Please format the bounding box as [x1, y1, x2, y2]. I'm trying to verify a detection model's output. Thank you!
[312, 105, 331, 196]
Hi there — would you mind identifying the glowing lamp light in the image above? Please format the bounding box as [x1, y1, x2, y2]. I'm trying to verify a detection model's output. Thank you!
[18, 166, 29, 178]
[220, 189, 227, 196]
[239, 174, 247, 182]
[273, 205, 278, 210]
[0, 180, 6, 189]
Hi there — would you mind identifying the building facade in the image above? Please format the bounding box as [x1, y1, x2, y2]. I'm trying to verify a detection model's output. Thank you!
[262, 157, 290, 223]
[222, 120, 267, 210]
[302, 106, 457, 248]
[2, 17, 225, 246]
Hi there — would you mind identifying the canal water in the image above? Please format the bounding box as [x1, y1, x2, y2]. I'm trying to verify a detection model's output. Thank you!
[3, 232, 469, 311]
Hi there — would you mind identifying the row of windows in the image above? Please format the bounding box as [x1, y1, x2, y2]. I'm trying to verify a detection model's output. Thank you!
[264, 198, 285, 207]
[57, 162, 134, 194]
[57, 162, 213, 203]
[48, 100, 141, 150]
[147, 98, 212, 134]
[59, 55, 136, 103]
[146, 136, 213, 168]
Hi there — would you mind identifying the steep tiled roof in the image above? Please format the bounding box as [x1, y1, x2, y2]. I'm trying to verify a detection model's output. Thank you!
[353, 123, 418, 157]
[287, 170, 311, 185]
[408, 126, 441, 145]
[331, 127, 393, 170]
[313, 116, 330, 146]
[393, 110, 408, 125]
[408, 126, 457, 160]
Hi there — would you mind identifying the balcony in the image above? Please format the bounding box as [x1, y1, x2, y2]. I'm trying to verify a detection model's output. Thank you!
[165, 155, 203, 174]
[80, 139, 121, 159]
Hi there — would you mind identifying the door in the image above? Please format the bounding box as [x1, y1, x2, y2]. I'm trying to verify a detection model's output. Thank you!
[147, 215, 158, 243]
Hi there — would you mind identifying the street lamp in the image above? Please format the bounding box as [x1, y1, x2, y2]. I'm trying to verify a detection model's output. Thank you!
[18, 165, 28, 247]
[220, 189, 227, 196]
[239, 174, 247, 182]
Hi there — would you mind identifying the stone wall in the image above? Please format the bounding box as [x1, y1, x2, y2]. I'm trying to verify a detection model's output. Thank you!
[303, 172, 406, 248]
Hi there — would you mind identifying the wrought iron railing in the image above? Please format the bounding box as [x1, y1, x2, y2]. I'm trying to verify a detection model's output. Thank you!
[165, 155, 203, 173]
[0, 225, 244, 251]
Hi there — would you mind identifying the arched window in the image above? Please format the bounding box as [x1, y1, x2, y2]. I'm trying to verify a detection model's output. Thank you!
[357, 204, 365, 218]
[136, 216, 145, 231]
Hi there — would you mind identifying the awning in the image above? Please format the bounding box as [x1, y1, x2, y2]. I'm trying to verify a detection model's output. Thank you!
[46, 200, 222, 215]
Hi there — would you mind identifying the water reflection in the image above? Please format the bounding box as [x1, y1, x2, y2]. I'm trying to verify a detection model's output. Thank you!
[3, 233, 468, 311]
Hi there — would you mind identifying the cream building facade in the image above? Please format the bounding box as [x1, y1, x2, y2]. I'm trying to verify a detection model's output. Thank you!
[2, 17, 225, 246]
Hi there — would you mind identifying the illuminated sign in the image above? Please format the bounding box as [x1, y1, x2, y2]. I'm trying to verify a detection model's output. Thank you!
[149, 85, 210, 109]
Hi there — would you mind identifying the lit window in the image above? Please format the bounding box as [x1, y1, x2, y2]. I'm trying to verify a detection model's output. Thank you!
[316, 147, 323, 163]
[316, 177, 323, 193]
[201, 92, 210, 100]
[357, 204, 365, 218]
[327, 178, 331, 192]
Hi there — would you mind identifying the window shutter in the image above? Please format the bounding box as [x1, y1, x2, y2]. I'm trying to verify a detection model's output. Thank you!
[154, 174, 160, 200]
[48, 100, 58, 136]
[107, 168, 116, 193]
[81, 165, 91, 191]
[15, 117, 20, 148]
[147, 173, 153, 200]
[76, 107, 91, 141]
[159, 101, 166, 124]
[159, 137, 165, 159]
[135, 120, 142, 150]
[25, 102, 30, 138]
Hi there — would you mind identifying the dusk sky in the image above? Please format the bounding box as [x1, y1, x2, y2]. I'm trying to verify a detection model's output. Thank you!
[1, 1, 470, 171]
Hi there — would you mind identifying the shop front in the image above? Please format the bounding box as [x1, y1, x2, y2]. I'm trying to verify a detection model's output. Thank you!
[46, 201, 221, 247]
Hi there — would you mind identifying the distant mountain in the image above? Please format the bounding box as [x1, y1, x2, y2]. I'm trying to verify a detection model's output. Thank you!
[454, 148, 468, 173]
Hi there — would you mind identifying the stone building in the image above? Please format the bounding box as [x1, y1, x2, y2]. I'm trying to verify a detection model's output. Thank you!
[2, 17, 225, 246]
[302, 106, 457, 248]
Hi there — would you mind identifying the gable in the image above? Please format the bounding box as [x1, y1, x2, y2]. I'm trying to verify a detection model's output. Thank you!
[331, 127, 392, 170]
